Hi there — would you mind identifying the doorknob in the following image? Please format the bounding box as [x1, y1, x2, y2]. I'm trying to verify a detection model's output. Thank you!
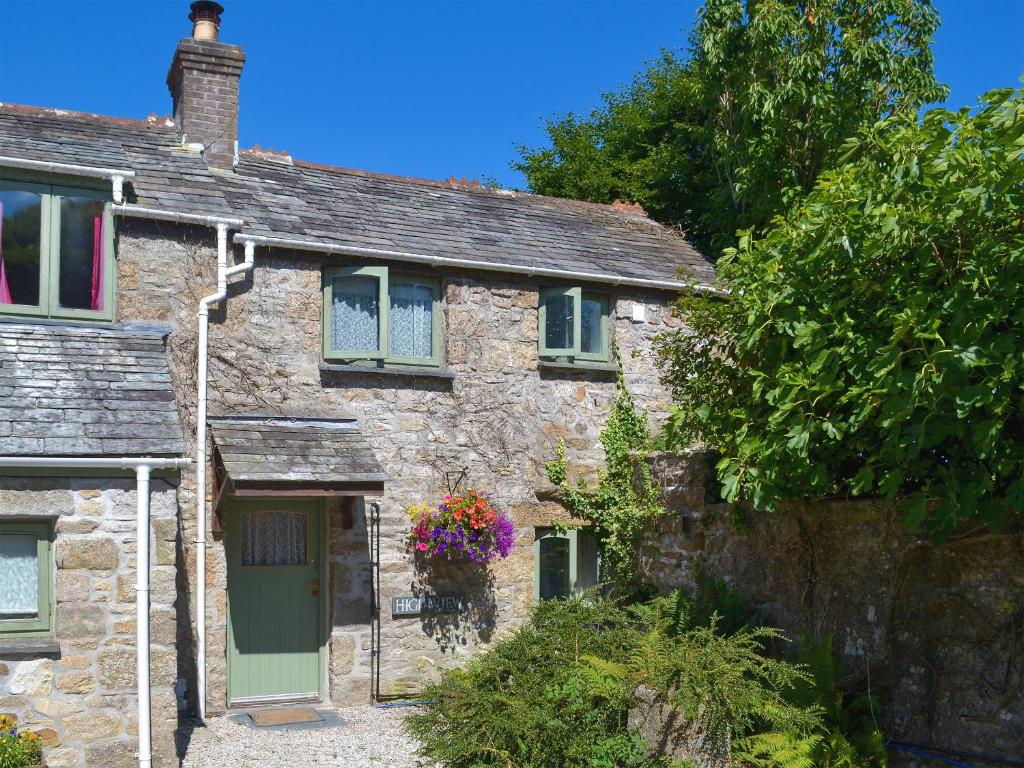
[310, 581, 319, 597]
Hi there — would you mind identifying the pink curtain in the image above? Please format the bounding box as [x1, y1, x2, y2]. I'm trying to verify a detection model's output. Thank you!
[0, 199, 11, 305]
[90, 211, 103, 311]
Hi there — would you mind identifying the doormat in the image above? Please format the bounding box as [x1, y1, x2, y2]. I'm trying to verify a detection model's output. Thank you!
[249, 707, 324, 727]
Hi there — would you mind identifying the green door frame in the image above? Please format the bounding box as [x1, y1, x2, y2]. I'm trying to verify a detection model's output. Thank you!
[224, 497, 328, 707]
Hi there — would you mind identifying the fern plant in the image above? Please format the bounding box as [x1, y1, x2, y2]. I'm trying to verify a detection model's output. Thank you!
[736, 635, 888, 768]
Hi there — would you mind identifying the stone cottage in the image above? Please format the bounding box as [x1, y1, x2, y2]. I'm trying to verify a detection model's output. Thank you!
[0, 3, 714, 766]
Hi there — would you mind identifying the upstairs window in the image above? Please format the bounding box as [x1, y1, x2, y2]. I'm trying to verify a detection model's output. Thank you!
[534, 527, 600, 601]
[0, 521, 53, 637]
[323, 266, 441, 367]
[539, 286, 610, 363]
[0, 179, 115, 322]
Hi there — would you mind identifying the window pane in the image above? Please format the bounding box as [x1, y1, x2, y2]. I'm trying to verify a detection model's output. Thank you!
[576, 531, 599, 591]
[331, 275, 379, 353]
[581, 294, 604, 354]
[0, 534, 38, 618]
[241, 511, 307, 566]
[544, 292, 574, 350]
[389, 281, 433, 358]
[59, 197, 106, 311]
[538, 536, 570, 600]
[0, 189, 42, 307]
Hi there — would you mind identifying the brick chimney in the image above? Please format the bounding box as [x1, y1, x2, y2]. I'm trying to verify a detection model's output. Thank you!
[166, 2, 245, 170]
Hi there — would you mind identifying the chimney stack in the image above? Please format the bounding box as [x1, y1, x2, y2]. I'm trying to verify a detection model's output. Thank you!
[167, 1, 245, 170]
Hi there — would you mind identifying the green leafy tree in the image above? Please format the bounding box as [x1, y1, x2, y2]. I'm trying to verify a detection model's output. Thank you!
[515, 0, 947, 257]
[657, 88, 1024, 539]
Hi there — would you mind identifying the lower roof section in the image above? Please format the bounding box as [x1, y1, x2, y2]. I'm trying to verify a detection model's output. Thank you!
[0, 322, 185, 457]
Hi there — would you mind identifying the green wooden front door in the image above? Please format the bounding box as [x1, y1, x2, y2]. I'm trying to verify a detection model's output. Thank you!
[226, 498, 324, 706]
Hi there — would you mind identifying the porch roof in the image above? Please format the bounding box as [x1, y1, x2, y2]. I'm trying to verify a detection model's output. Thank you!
[209, 415, 387, 492]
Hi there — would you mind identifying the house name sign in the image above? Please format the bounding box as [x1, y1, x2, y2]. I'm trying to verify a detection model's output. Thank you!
[392, 594, 466, 617]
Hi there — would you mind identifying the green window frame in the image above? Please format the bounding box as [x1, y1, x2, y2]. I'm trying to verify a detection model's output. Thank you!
[538, 286, 610, 363]
[322, 265, 442, 368]
[533, 527, 600, 602]
[0, 521, 53, 637]
[0, 177, 116, 323]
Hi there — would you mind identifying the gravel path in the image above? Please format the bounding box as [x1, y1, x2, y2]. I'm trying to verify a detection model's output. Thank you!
[180, 706, 427, 767]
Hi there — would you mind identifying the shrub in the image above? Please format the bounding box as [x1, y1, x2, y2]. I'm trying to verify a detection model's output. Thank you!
[405, 594, 817, 767]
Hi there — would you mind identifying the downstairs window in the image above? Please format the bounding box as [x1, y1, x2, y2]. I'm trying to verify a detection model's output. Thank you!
[534, 527, 600, 601]
[0, 521, 53, 637]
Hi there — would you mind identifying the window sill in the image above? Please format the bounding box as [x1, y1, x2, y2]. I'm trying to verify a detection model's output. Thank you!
[319, 362, 456, 380]
[0, 637, 60, 657]
[538, 359, 617, 375]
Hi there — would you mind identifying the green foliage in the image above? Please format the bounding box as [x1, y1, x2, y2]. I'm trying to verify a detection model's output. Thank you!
[514, 0, 946, 257]
[404, 597, 657, 768]
[406, 594, 816, 768]
[657, 88, 1024, 539]
[737, 636, 888, 768]
[0, 714, 43, 768]
[545, 368, 662, 594]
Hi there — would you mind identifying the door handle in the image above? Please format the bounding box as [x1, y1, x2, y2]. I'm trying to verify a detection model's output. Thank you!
[310, 581, 319, 598]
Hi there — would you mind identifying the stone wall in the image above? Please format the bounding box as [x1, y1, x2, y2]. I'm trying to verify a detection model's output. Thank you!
[115, 221, 681, 711]
[0, 477, 181, 768]
[639, 453, 1024, 764]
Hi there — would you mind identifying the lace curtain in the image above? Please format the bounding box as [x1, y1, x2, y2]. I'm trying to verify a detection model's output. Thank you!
[241, 511, 307, 566]
[389, 281, 433, 358]
[0, 534, 38, 617]
[331, 275, 379, 352]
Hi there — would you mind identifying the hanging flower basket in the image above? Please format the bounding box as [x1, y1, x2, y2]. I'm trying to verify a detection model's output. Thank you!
[408, 488, 515, 564]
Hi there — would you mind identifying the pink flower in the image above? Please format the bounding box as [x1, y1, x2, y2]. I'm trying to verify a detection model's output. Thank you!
[416, 542, 428, 552]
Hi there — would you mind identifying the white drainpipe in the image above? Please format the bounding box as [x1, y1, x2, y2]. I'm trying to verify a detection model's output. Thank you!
[0, 456, 191, 768]
[195, 233, 255, 721]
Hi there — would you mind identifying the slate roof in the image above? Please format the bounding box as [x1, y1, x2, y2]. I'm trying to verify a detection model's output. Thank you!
[220, 154, 716, 285]
[0, 104, 235, 219]
[0, 103, 715, 286]
[209, 416, 387, 484]
[0, 324, 185, 457]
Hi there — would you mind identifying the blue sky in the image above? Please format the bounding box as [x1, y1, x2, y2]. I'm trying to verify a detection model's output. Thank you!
[0, 0, 1021, 189]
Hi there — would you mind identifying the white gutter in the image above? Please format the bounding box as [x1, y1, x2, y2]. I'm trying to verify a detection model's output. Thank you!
[0, 456, 191, 768]
[233, 232, 725, 296]
[195, 234, 254, 722]
[0, 156, 135, 204]
[114, 204, 244, 230]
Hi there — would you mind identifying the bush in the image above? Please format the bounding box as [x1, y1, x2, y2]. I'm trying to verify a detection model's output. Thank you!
[0, 714, 42, 768]
[405, 597, 651, 767]
[405, 594, 817, 767]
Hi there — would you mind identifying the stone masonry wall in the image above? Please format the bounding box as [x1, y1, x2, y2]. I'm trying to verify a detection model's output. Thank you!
[639, 453, 1024, 763]
[115, 220, 682, 710]
[0, 478, 181, 768]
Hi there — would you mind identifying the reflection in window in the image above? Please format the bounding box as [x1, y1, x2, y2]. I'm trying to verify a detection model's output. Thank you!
[580, 294, 604, 355]
[59, 196, 106, 311]
[0, 189, 42, 307]
[544, 292, 575, 351]
[538, 535, 570, 600]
